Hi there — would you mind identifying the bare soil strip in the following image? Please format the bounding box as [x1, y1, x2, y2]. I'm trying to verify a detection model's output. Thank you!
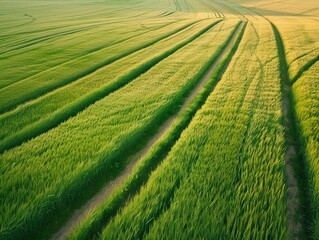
[52, 22, 244, 240]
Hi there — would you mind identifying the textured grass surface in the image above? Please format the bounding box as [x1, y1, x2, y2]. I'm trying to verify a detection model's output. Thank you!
[0, 0, 318, 239]
[0, 19, 213, 153]
[293, 62, 319, 238]
[67, 21, 246, 240]
[101, 18, 288, 240]
[0, 17, 238, 239]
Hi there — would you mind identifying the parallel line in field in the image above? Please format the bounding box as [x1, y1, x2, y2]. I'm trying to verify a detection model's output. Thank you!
[201, 0, 224, 18]
[271, 21, 314, 240]
[289, 48, 317, 66]
[291, 55, 319, 84]
[0, 19, 204, 114]
[215, 0, 248, 21]
[230, 3, 313, 236]
[0, 6, 126, 40]
[184, 0, 191, 12]
[128, 22, 246, 240]
[0, 9, 160, 55]
[0, 20, 179, 90]
[0, 23, 109, 56]
[60, 21, 246, 240]
[218, 2, 312, 236]
[0, 21, 164, 60]
[0, 20, 221, 154]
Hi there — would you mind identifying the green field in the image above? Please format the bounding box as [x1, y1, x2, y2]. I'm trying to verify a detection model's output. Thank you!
[0, 0, 318, 239]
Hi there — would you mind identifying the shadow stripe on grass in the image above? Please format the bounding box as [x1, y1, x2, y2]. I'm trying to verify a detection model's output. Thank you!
[291, 55, 319, 84]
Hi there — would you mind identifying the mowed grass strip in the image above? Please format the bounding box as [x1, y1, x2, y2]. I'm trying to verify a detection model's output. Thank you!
[101, 19, 288, 240]
[0, 19, 238, 239]
[293, 62, 319, 238]
[67, 21, 246, 240]
[0, 18, 202, 113]
[0, 19, 218, 153]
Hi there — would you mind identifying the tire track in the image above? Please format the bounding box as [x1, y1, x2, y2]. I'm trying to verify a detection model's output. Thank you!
[221, 2, 312, 235]
[201, 0, 224, 18]
[291, 55, 319, 84]
[215, 0, 248, 21]
[0, 23, 107, 55]
[0, 20, 179, 90]
[0, 20, 203, 114]
[0, 20, 221, 154]
[0, 9, 159, 56]
[55, 21, 246, 240]
[271, 21, 313, 240]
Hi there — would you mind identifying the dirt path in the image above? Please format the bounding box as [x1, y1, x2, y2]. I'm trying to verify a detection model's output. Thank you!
[51, 22, 243, 240]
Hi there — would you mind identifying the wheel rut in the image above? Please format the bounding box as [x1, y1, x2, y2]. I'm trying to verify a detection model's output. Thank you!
[51, 21, 245, 240]
[271, 21, 313, 240]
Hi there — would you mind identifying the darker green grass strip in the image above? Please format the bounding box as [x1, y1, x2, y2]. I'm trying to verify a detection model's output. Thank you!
[0, 9, 167, 56]
[0, 20, 225, 240]
[271, 22, 314, 240]
[68, 21, 247, 240]
[0, 20, 222, 155]
[0, 20, 179, 90]
[291, 55, 319, 84]
[0, 19, 204, 114]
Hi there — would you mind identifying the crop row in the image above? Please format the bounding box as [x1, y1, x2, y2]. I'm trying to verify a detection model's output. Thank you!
[101, 19, 288, 239]
[274, 16, 319, 238]
[0, 0, 163, 53]
[0, 19, 239, 239]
